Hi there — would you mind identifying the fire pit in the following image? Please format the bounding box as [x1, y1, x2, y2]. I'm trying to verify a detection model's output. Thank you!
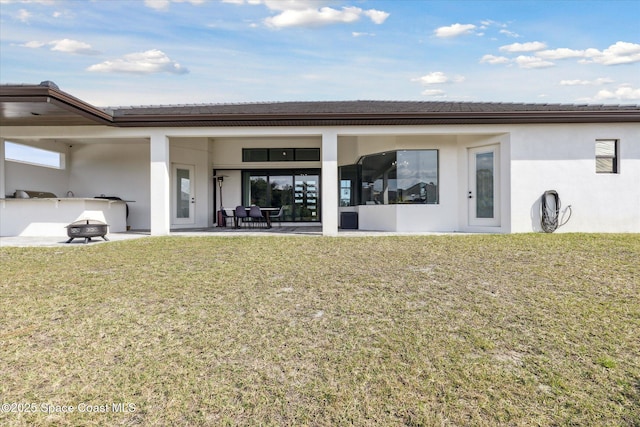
[65, 220, 109, 244]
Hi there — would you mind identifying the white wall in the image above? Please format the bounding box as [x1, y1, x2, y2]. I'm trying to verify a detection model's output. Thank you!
[509, 123, 640, 233]
[69, 142, 150, 230]
[344, 134, 470, 232]
[4, 140, 70, 198]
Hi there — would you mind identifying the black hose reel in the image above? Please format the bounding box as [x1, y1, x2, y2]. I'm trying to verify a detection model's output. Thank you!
[540, 190, 572, 233]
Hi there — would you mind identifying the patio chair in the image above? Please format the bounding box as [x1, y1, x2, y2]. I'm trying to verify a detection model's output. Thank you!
[220, 208, 234, 227]
[269, 206, 284, 228]
[248, 205, 267, 228]
[234, 205, 249, 228]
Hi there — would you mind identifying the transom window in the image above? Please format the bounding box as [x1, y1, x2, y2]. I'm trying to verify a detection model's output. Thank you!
[595, 140, 618, 173]
[243, 148, 320, 162]
[4, 141, 65, 169]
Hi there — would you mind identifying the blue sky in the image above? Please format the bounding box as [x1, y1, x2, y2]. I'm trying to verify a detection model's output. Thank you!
[1, 0, 639, 107]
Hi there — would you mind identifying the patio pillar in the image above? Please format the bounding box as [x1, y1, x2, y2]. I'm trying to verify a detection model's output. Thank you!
[321, 131, 339, 236]
[150, 132, 171, 236]
[0, 140, 5, 199]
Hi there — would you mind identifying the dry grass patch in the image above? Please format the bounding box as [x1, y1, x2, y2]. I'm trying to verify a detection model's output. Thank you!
[1, 234, 639, 426]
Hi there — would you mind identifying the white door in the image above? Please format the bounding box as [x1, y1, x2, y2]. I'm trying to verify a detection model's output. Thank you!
[468, 145, 500, 227]
[172, 164, 195, 225]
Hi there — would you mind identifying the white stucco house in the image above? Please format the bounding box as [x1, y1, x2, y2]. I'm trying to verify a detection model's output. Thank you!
[1, 81, 639, 237]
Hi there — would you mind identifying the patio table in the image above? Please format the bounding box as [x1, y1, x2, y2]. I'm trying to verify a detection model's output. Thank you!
[231, 207, 279, 229]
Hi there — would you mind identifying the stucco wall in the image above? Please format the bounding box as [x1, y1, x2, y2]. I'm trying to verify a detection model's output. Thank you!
[509, 123, 640, 233]
[69, 142, 150, 230]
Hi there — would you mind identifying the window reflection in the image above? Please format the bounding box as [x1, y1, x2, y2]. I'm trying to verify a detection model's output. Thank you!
[342, 150, 438, 206]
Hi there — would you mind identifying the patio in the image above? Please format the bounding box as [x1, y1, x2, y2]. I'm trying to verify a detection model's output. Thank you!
[0, 226, 472, 247]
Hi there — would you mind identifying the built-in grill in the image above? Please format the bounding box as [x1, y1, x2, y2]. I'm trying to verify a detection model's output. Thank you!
[65, 220, 109, 244]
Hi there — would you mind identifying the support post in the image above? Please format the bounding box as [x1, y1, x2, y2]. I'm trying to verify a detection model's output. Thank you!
[150, 133, 171, 235]
[0, 140, 5, 199]
[321, 131, 339, 236]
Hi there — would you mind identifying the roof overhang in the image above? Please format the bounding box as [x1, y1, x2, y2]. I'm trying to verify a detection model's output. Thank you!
[2, 83, 639, 128]
[0, 83, 113, 126]
[109, 110, 640, 127]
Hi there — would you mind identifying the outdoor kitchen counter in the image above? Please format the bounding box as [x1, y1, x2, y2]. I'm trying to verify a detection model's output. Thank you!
[0, 198, 128, 237]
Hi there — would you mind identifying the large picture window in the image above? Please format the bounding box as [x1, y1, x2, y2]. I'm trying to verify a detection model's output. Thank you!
[340, 150, 438, 206]
[242, 170, 320, 222]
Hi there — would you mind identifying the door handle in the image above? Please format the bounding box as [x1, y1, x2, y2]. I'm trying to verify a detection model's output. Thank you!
[191, 198, 196, 204]
[468, 191, 473, 199]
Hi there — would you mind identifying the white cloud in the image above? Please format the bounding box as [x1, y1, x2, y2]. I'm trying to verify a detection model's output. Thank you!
[50, 39, 99, 55]
[514, 55, 554, 69]
[21, 38, 99, 55]
[536, 47, 584, 60]
[412, 72, 465, 85]
[363, 9, 390, 25]
[87, 49, 189, 75]
[499, 29, 520, 38]
[352, 32, 375, 38]
[560, 78, 614, 86]
[17, 8, 31, 22]
[434, 23, 476, 38]
[144, 0, 205, 10]
[264, 6, 388, 28]
[23, 40, 46, 48]
[581, 41, 640, 65]
[480, 54, 510, 65]
[594, 84, 640, 101]
[222, 0, 389, 28]
[499, 41, 547, 53]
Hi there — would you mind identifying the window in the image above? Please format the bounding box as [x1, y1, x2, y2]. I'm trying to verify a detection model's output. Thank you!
[4, 141, 64, 169]
[339, 165, 359, 206]
[347, 149, 438, 206]
[595, 140, 618, 173]
[243, 148, 320, 162]
[242, 169, 321, 222]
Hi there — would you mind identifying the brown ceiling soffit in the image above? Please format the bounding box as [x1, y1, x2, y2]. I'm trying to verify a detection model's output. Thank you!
[111, 110, 640, 127]
[1, 85, 113, 125]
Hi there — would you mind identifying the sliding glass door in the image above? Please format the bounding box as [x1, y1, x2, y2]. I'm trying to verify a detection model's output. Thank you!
[243, 170, 320, 222]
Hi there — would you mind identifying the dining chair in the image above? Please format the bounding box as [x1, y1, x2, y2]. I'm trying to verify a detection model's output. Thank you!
[269, 206, 284, 228]
[234, 205, 249, 228]
[220, 208, 234, 227]
[248, 205, 267, 228]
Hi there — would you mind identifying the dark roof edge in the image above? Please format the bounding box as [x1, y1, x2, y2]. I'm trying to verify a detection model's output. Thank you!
[2, 83, 639, 127]
[1, 83, 113, 125]
[112, 110, 640, 127]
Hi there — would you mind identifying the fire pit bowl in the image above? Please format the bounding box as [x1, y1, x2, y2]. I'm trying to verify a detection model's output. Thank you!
[65, 220, 109, 244]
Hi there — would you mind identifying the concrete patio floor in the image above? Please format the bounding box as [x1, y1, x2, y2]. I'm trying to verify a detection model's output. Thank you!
[0, 226, 469, 247]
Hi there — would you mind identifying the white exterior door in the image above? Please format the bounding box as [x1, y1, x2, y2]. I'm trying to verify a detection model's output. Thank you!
[172, 164, 195, 225]
[468, 145, 500, 227]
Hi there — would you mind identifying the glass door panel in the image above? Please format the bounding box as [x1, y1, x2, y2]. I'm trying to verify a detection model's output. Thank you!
[269, 175, 294, 221]
[475, 152, 494, 219]
[249, 175, 268, 206]
[172, 164, 195, 225]
[294, 174, 319, 221]
[468, 146, 500, 227]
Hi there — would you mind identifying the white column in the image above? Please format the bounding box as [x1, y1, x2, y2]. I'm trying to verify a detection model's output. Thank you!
[150, 132, 171, 236]
[321, 131, 339, 236]
[0, 140, 5, 199]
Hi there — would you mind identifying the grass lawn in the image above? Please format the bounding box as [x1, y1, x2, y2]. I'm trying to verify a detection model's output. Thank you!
[1, 234, 639, 426]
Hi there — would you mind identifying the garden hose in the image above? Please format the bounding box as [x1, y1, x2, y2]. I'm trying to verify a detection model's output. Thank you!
[541, 190, 572, 233]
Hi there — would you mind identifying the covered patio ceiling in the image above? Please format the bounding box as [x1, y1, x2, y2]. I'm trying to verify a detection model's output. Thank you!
[0, 81, 113, 127]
